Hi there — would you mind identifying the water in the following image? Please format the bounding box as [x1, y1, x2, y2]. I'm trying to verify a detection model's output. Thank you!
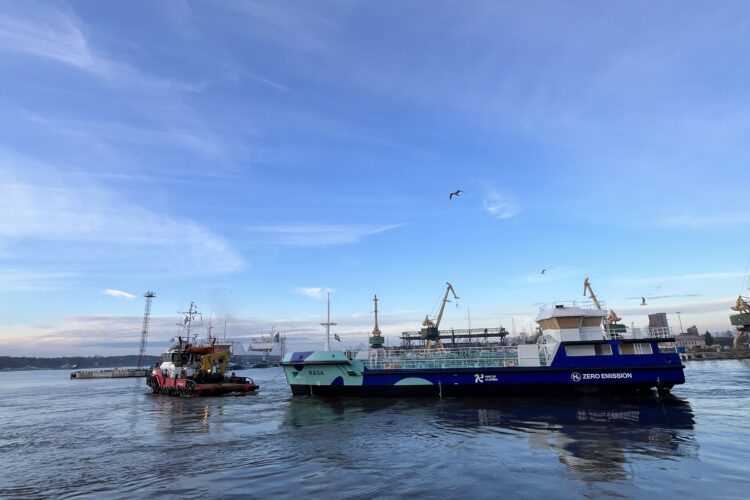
[1, 361, 749, 499]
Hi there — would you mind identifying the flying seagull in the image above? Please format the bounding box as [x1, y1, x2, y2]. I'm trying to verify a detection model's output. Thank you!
[641, 297, 647, 306]
[541, 269, 546, 275]
[334, 333, 341, 342]
[449, 189, 463, 200]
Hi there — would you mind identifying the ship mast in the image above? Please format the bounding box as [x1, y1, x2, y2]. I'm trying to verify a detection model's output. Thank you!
[178, 302, 201, 344]
[369, 294, 384, 348]
[320, 292, 337, 351]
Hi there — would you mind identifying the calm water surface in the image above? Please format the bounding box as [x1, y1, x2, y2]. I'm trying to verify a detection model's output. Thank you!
[1, 361, 749, 499]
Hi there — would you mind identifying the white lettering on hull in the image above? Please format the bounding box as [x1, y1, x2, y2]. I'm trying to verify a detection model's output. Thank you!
[571, 372, 633, 382]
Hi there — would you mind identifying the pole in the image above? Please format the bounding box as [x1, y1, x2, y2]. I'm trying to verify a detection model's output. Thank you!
[676, 311, 684, 335]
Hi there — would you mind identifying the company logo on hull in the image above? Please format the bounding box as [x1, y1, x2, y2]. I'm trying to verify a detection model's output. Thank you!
[572, 371, 633, 382]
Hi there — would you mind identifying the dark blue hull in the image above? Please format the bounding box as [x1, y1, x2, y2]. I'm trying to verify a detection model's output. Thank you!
[288, 364, 685, 397]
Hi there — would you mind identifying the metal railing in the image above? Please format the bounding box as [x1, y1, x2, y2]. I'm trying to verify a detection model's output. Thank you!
[366, 345, 529, 370]
[647, 327, 674, 338]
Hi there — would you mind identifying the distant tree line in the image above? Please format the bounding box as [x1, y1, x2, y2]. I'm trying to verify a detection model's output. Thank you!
[0, 355, 160, 370]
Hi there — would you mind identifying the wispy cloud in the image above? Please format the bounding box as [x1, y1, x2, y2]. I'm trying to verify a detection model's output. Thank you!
[102, 289, 135, 300]
[483, 190, 520, 220]
[251, 224, 403, 246]
[292, 287, 333, 299]
[218, 0, 335, 54]
[0, 151, 244, 276]
[614, 272, 746, 287]
[0, 4, 202, 92]
[0, 269, 77, 291]
[650, 212, 750, 229]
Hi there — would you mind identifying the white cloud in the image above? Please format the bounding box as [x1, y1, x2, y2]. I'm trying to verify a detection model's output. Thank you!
[292, 287, 334, 299]
[0, 5, 201, 92]
[0, 151, 244, 276]
[614, 272, 746, 287]
[251, 224, 403, 246]
[0, 269, 77, 291]
[483, 191, 520, 220]
[102, 289, 135, 300]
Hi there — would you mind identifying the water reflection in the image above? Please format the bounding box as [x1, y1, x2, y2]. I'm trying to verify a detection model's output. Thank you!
[282, 395, 697, 482]
[145, 393, 227, 434]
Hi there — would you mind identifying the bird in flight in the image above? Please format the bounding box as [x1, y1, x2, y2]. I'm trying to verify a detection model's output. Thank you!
[449, 189, 463, 199]
[541, 269, 546, 275]
[640, 297, 647, 306]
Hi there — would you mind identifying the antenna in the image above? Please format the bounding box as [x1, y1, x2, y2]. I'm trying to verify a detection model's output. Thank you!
[137, 291, 156, 369]
[320, 292, 337, 351]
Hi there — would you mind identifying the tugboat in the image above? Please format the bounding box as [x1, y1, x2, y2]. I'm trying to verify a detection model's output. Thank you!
[281, 281, 685, 397]
[146, 303, 259, 396]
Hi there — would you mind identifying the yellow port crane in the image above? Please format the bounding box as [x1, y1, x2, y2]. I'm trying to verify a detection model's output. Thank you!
[730, 295, 750, 349]
[583, 278, 622, 327]
[420, 282, 459, 349]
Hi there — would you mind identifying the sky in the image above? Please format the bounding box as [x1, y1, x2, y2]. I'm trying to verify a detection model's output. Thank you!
[1, 0, 750, 357]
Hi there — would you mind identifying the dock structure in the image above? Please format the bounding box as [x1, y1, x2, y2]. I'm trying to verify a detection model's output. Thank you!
[70, 290, 155, 380]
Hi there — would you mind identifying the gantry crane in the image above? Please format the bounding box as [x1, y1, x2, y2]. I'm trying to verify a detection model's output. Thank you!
[420, 282, 459, 349]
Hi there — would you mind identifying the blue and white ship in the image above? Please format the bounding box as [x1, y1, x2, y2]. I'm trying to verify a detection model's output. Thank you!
[281, 282, 685, 397]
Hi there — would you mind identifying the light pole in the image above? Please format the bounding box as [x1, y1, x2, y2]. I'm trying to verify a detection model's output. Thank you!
[676, 311, 684, 335]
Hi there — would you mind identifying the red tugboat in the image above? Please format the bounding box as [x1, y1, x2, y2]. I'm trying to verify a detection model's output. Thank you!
[146, 303, 259, 397]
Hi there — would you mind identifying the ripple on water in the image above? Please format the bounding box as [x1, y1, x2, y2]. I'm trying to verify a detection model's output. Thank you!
[1, 363, 750, 499]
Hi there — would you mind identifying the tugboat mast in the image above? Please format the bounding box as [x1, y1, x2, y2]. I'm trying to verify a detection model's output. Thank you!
[321, 292, 337, 351]
[178, 302, 201, 344]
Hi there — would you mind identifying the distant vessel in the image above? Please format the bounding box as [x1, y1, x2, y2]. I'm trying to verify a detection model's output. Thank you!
[231, 330, 286, 367]
[71, 291, 156, 380]
[282, 281, 686, 397]
[71, 368, 148, 379]
[146, 303, 259, 396]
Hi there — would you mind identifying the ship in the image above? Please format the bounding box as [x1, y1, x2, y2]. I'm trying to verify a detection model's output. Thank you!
[71, 368, 148, 379]
[281, 281, 686, 397]
[230, 330, 286, 367]
[146, 302, 259, 396]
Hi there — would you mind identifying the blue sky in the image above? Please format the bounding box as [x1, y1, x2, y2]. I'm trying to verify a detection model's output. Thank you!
[1, 0, 750, 356]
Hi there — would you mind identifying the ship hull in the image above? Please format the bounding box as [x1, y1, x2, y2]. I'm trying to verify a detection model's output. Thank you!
[286, 366, 683, 397]
[282, 344, 685, 398]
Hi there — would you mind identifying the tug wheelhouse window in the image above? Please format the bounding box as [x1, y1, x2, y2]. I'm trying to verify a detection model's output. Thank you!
[565, 344, 613, 356]
[619, 342, 653, 355]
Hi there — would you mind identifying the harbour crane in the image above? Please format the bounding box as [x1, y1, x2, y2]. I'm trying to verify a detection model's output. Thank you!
[730, 295, 750, 350]
[420, 282, 459, 349]
[583, 278, 623, 334]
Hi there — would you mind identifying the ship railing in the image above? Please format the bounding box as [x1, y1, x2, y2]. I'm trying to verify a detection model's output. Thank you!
[601, 326, 674, 340]
[538, 300, 604, 311]
[367, 345, 529, 370]
[647, 326, 674, 339]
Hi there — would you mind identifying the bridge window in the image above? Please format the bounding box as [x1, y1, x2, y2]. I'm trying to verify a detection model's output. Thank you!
[619, 342, 653, 355]
[565, 344, 613, 356]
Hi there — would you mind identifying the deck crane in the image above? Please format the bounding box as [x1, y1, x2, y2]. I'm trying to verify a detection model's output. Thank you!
[583, 278, 624, 335]
[420, 282, 459, 349]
